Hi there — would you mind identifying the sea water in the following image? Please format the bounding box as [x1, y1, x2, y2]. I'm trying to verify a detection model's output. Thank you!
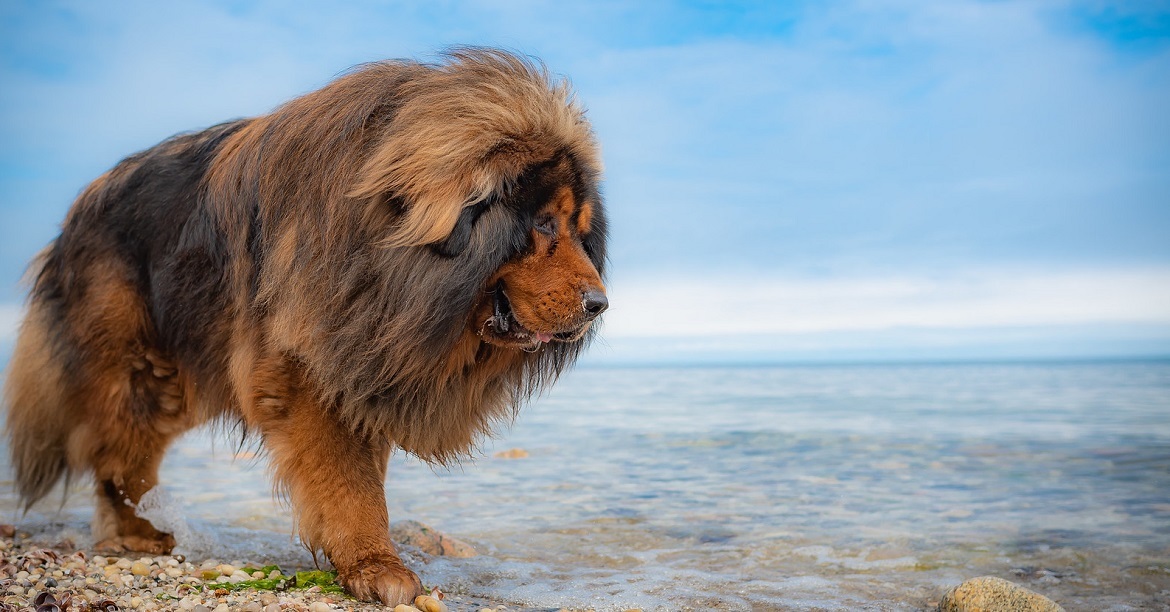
[2, 362, 1168, 610]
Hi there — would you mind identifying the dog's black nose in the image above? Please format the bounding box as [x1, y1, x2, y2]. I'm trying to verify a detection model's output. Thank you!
[583, 289, 608, 319]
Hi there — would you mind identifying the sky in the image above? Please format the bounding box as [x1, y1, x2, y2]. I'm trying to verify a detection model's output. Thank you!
[1, 0, 1168, 364]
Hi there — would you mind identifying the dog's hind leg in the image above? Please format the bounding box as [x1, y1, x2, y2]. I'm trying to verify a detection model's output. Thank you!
[82, 347, 191, 555]
[44, 259, 194, 554]
[5, 257, 194, 553]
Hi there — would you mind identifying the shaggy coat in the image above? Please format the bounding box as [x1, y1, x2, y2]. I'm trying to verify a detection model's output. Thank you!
[3, 49, 607, 604]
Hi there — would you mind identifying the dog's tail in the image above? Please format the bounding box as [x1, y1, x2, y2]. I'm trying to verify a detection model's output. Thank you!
[4, 285, 74, 510]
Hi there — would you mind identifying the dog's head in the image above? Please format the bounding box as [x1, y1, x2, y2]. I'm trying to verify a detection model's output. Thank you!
[469, 155, 607, 351]
[349, 49, 608, 354]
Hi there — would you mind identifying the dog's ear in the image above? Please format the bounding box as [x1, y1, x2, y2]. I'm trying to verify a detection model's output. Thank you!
[432, 198, 492, 257]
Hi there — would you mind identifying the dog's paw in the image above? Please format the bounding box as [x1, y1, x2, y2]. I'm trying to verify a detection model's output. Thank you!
[93, 533, 176, 555]
[337, 553, 424, 605]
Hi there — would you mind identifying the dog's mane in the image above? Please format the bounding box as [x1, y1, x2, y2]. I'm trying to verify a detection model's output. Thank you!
[200, 48, 606, 462]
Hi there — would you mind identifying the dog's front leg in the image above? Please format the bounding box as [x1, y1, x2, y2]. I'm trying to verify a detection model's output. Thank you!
[252, 378, 423, 605]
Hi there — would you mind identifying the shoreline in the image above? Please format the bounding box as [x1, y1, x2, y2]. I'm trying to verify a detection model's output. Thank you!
[0, 527, 517, 612]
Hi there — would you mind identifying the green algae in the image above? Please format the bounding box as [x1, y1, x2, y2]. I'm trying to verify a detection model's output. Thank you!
[293, 569, 347, 595]
[194, 565, 345, 595]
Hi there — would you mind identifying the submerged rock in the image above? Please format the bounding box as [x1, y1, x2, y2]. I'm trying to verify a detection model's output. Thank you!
[388, 520, 477, 558]
[493, 447, 529, 459]
[938, 576, 1064, 612]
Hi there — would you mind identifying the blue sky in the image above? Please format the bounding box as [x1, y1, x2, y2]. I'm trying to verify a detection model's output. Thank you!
[1, 1, 1168, 363]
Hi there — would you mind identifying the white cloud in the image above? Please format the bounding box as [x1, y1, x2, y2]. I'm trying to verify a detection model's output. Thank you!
[602, 267, 1170, 338]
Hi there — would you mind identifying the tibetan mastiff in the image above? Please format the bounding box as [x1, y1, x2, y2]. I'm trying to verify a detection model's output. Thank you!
[4, 48, 607, 604]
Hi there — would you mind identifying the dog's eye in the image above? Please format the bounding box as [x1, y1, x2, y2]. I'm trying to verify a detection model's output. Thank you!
[534, 214, 556, 236]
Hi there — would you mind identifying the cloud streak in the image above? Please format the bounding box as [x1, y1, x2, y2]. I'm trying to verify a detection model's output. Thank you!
[603, 267, 1170, 338]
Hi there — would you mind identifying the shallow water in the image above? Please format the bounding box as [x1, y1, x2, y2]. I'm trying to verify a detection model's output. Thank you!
[3, 362, 1169, 610]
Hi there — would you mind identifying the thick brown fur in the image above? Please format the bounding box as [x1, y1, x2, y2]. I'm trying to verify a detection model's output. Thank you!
[3, 48, 607, 605]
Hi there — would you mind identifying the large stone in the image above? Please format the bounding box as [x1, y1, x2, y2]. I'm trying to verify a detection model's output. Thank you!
[389, 520, 477, 558]
[938, 576, 1064, 612]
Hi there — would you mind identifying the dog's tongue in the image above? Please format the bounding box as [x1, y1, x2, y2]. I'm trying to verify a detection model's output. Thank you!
[536, 332, 553, 343]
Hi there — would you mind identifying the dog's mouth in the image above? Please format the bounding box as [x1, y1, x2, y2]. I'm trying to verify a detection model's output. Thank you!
[481, 282, 584, 350]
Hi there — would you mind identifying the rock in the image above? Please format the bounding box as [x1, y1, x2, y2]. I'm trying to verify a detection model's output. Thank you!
[389, 520, 477, 558]
[394, 605, 422, 612]
[131, 561, 151, 576]
[938, 576, 1065, 611]
[414, 594, 448, 612]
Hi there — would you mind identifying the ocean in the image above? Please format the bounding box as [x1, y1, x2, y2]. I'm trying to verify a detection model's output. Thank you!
[3, 361, 1169, 610]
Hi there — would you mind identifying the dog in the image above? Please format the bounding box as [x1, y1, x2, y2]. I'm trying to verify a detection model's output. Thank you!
[3, 48, 607, 605]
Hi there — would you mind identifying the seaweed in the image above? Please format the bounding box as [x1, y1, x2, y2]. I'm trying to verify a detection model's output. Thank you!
[194, 566, 349, 597]
[293, 570, 348, 595]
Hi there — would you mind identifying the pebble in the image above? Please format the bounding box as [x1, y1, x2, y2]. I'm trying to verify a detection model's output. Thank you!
[415, 594, 449, 612]
[131, 560, 151, 576]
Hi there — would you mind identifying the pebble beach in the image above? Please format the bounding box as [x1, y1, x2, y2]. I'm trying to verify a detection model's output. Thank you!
[0, 526, 507, 612]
